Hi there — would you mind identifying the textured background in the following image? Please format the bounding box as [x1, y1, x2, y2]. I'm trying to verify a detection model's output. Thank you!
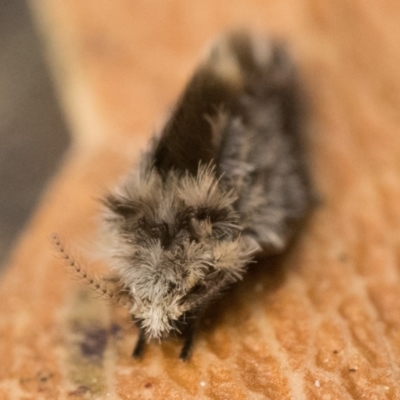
[1, 1, 400, 398]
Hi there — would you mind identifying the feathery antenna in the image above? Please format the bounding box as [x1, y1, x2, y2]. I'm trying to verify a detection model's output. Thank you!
[51, 233, 131, 307]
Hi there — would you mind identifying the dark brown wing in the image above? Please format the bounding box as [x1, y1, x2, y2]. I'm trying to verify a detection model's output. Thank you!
[152, 32, 313, 254]
[152, 34, 249, 176]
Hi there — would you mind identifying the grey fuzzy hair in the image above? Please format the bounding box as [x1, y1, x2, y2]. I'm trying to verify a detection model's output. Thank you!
[103, 161, 254, 339]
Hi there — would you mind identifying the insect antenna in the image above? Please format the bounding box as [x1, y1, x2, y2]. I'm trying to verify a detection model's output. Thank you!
[51, 233, 132, 308]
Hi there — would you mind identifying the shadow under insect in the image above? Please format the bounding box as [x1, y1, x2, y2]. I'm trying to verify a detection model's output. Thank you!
[133, 248, 299, 361]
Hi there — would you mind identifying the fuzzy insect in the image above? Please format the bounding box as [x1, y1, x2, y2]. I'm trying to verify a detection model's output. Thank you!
[53, 31, 312, 360]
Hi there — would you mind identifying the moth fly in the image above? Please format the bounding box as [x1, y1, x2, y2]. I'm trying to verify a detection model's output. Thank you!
[53, 31, 312, 360]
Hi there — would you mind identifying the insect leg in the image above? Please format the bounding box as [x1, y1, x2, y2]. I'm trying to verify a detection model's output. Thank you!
[131, 318, 146, 359]
[179, 316, 198, 361]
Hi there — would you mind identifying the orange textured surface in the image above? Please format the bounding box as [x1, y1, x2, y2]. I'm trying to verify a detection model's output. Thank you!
[1, 0, 400, 398]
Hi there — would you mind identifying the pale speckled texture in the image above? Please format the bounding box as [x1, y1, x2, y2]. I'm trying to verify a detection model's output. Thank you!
[1, 0, 400, 398]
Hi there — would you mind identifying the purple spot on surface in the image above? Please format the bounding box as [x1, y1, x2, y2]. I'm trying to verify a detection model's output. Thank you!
[80, 328, 108, 359]
[109, 323, 121, 336]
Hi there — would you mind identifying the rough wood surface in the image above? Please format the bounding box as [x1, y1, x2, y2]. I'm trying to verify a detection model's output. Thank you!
[1, 1, 400, 398]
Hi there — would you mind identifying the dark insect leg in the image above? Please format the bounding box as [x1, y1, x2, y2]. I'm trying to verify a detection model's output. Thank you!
[131, 318, 146, 359]
[179, 317, 198, 361]
[132, 329, 146, 358]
